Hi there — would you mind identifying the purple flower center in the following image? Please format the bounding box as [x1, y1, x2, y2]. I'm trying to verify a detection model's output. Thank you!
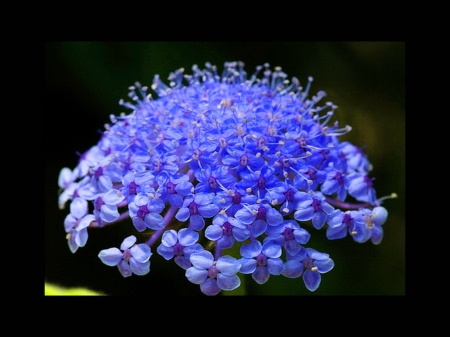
[364, 175, 373, 188]
[343, 213, 353, 227]
[307, 168, 316, 180]
[222, 221, 233, 236]
[258, 137, 266, 149]
[154, 159, 163, 172]
[94, 196, 105, 211]
[257, 176, 266, 189]
[283, 227, 294, 241]
[334, 171, 344, 184]
[256, 206, 266, 220]
[302, 256, 314, 270]
[189, 201, 199, 215]
[312, 199, 322, 212]
[219, 137, 228, 149]
[173, 242, 184, 256]
[208, 176, 218, 190]
[123, 249, 131, 262]
[94, 166, 103, 179]
[281, 156, 290, 169]
[128, 181, 138, 195]
[256, 253, 267, 266]
[232, 191, 242, 204]
[167, 181, 176, 194]
[284, 188, 295, 202]
[208, 265, 218, 278]
[137, 204, 150, 218]
[240, 154, 249, 167]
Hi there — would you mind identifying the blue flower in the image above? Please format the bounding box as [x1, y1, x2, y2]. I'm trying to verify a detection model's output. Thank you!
[58, 61, 395, 295]
[128, 192, 165, 232]
[157, 228, 203, 269]
[360, 206, 388, 244]
[238, 240, 285, 284]
[64, 197, 95, 253]
[293, 191, 334, 229]
[186, 250, 241, 296]
[282, 247, 334, 292]
[98, 235, 152, 277]
[234, 201, 284, 237]
[326, 209, 369, 242]
[205, 214, 250, 249]
[175, 192, 219, 231]
[92, 189, 125, 227]
[264, 219, 311, 256]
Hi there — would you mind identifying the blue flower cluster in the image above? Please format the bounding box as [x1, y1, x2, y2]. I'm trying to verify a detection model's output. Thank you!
[58, 61, 396, 295]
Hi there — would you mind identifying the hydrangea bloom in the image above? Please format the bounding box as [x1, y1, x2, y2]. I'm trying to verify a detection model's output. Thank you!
[58, 61, 396, 295]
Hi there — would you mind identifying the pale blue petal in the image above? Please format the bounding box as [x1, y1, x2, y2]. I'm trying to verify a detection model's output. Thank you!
[205, 225, 223, 241]
[129, 258, 150, 275]
[176, 181, 194, 196]
[266, 207, 283, 226]
[217, 274, 240, 291]
[189, 250, 214, 269]
[312, 212, 327, 229]
[98, 175, 113, 192]
[77, 214, 95, 231]
[168, 194, 183, 207]
[98, 247, 122, 266]
[75, 228, 88, 247]
[228, 217, 246, 229]
[67, 234, 78, 253]
[370, 226, 384, 245]
[285, 240, 301, 256]
[132, 217, 146, 232]
[121, 235, 137, 250]
[238, 258, 257, 274]
[145, 213, 165, 230]
[252, 266, 270, 284]
[118, 260, 132, 277]
[100, 204, 120, 223]
[102, 189, 125, 204]
[189, 214, 205, 231]
[234, 208, 255, 225]
[178, 228, 199, 246]
[216, 255, 241, 276]
[130, 243, 152, 263]
[175, 207, 190, 222]
[201, 278, 221, 296]
[217, 235, 234, 249]
[161, 230, 178, 247]
[294, 207, 314, 221]
[303, 269, 321, 291]
[282, 260, 303, 278]
[70, 197, 88, 219]
[157, 243, 174, 260]
[251, 219, 267, 237]
[262, 242, 282, 258]
[64, 214, 76, 233]
[134, 193, 150, 206]
[240, 240, 262, 258]
[315, 258, 334, 273]
[267, 258, 285, 275]
[294, 228, 310, 244]
[198, 203, 219, 218]
[233, 227, 250, 242]
[174, 256, 192, 270]
[186, 267, 208, 284]
[148, 198, 165, 214]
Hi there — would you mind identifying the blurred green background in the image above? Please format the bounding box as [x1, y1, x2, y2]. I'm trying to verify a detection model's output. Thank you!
[45, 41, 405, 296]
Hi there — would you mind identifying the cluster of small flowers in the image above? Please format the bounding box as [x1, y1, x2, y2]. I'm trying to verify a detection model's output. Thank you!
[58, 61, 395, 295]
